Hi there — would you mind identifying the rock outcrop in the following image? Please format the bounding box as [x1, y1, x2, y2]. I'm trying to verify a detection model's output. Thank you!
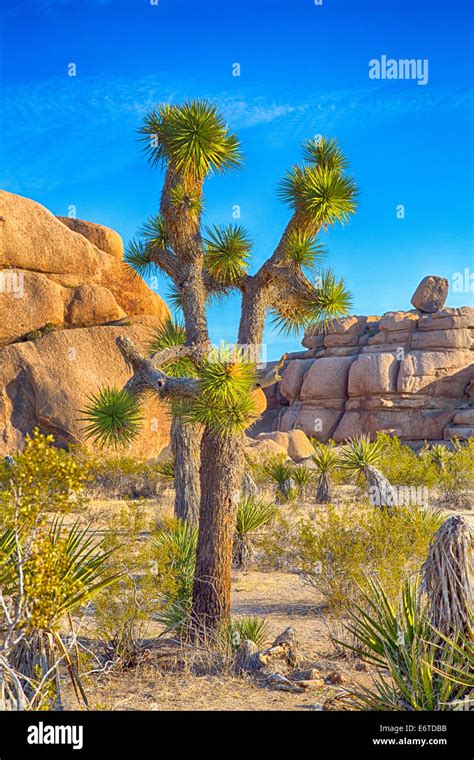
[258, 290, 473, 444]
[0, 191, 170, 456]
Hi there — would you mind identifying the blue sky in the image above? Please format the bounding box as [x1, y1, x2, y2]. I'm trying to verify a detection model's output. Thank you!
[1, 0, 473, 358]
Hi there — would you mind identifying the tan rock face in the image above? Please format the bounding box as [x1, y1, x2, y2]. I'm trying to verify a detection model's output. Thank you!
[57, 217, 123, 259]
[0, 191, 171, 456]
[261, 288, 473, 442]
[0, 191, 169, 327]
[244, 437, 288, 464]
[0, 321, 170, 457]
[255, 430, 314, 462]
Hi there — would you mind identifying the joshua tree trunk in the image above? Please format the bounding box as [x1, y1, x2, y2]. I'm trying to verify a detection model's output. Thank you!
[191, 428, 245, 636]
[365, 465, 397, 510]
[316, 473, 332, 504]
[171, 417, 201, 525]
[241, 469, 258, 498]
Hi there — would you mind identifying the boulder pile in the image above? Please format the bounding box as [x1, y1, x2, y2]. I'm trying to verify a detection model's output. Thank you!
[259, 277, 473, 443]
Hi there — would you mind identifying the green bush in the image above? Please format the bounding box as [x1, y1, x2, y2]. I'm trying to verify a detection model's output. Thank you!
[0, 429, 88, 524]
[375, 434, 439, 487]
[261, 501, 443, 612]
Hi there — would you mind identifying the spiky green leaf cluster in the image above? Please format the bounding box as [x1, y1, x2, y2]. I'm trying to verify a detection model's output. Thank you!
[81, 388, 143, 449]
[203, 224, 251, 284]
[124, 238, 155, 279]
[338, 576, 474, 710]
[340, 434, 385, 474]
[302, 135, 350, 171]
[169, 183, 203, 216]
[236, 496, 276, 536]
[155, 457, 175, 484]
[224, 615, 269, 650]
[311, 444, 340, 474]
[140, 213, 169, 251]
[270, 269, 352, 336]
[279, 163, 358, 227]
[264, 459, 294, 485]
[282, 229, 325, 270]
[180, 356, 258, 434]
[138, 99, 242, 180]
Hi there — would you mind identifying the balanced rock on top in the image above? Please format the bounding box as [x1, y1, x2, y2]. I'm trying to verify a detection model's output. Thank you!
[411, 275, 449, 313]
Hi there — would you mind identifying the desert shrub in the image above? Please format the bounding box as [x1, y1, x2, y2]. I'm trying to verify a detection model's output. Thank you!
[375, 434, 438, 487]
[435, 438, 474, 510]
[93, 504, 157, 665]
[1, 517, 118, 707]
[0, 429, 88, 524]
[339, 576, 473, 710]
[84, 454, 165, 499]
[260, 502, 443, 612]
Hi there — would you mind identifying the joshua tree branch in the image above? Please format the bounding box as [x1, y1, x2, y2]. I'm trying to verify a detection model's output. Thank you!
[116, 336, 199, 400]
[148, 244, 179, 281]
[254, 353, 289, 389]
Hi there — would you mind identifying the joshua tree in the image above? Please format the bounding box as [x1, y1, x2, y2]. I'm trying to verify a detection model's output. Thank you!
[83, 99, 357, 635]
[341, 435, 396, 509]
[311, 444, 340, 503]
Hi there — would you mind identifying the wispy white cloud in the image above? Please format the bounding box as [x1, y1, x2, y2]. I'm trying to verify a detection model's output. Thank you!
[1, 73, 471, 193]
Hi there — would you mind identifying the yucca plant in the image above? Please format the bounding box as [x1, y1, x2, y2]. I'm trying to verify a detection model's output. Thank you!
[428, 443, 452, 472]
[311, 445, 340, 503]
[83, 106, 359, 636]
[224, 615, 269, 651]
[264, 459, 296, 503]
[151, 520, 198, 632]
[7, 519, 120, 709]
[291, 465, 315, 499]
[341, 434, 396, 509]
[234, 496, 276, 568]
[338, 576, 473, 711]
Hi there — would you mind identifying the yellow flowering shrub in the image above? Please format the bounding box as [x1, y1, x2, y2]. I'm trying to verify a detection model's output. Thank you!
[0, 428, 88, 524]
